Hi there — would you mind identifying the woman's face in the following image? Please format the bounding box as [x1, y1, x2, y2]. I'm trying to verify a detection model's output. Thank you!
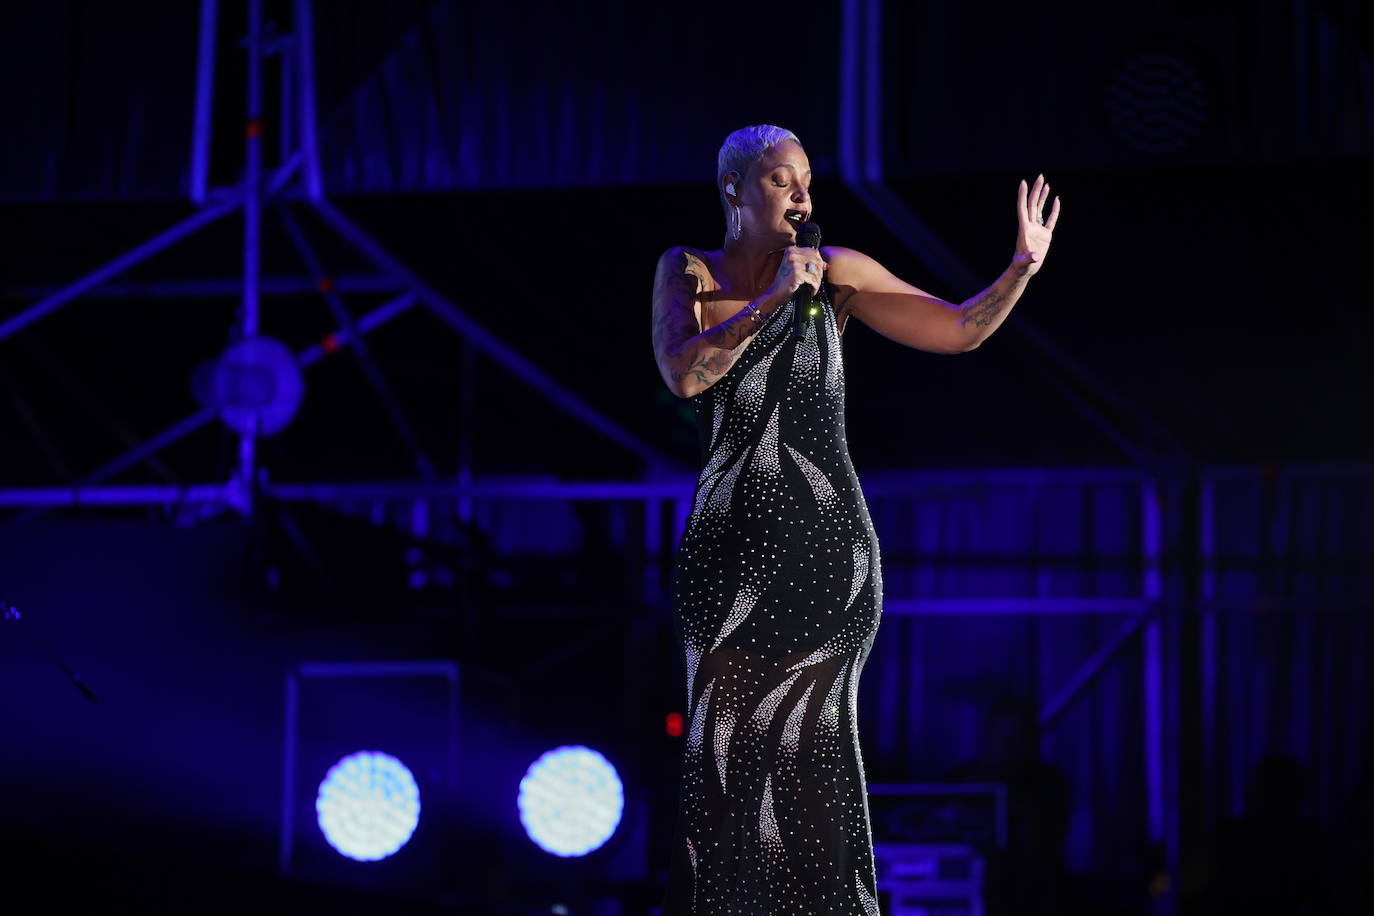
[731, 139, 813, 243]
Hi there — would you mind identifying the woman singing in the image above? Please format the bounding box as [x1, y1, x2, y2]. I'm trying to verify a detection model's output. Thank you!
[653, 124, 1058, 913]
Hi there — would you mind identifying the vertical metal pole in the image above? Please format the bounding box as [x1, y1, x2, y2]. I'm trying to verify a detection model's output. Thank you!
[837, 0, 861, 183]
[1199, 473, 1217, 832]
[446, 667, 461, 792]
[243, 0, 263, 341]
[457, 339, 475, 524]
[279, 24, 295, 168]
[1143, 477, 1169, 912]
[279, 668, 299, 875]
[239, 0, 264, 511]
[861, 0, 882, 182]
[457, 340, 476, 644]
[670, 497, 691, 552]
[293, 0, 324, 200]
[837, 0, 881, 183]
[643, 498, 662, 602]
[411, 498, 429, 539]
[191, 0, 218, 205]
[1143, 479, 1164, 841]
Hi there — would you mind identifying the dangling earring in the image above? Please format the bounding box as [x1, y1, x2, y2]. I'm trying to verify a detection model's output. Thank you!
[729, 205, 741, 241]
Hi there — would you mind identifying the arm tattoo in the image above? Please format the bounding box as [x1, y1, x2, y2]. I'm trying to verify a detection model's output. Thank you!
[653, 247, 761, 391]
[652, 248, 705, 360]
[960, 289, 1006, 328]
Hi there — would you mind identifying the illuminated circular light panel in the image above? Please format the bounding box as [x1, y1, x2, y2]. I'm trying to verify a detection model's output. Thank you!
[518, 745, 624, 857]
[316, 750, 421, 861]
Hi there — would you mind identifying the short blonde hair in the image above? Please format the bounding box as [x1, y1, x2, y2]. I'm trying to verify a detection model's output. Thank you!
[716, 125, 801, 218]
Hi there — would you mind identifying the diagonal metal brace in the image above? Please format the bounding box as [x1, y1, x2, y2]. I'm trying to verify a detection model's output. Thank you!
[0, 195, 241, 343]
[5, 293, 419, 523]
[278, 205, 436, 480]
[1038, 599, 1159, 730]
[309, 198, 682, 471]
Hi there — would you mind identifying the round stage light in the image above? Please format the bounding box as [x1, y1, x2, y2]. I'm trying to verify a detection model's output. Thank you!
[518, 745, 624, 857]
[316, 750, 421, 861]
[200, 336, 304, 436]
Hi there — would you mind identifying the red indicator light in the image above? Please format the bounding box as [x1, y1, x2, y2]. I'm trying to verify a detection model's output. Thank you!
[665, 712, 684, 738]
[322, 333, 342, 354]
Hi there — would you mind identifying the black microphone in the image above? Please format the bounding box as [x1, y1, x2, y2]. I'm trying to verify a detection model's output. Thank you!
[792, 221, 822, 338]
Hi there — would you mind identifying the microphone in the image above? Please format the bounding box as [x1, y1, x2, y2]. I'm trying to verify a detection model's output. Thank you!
[792, 221, 822, 338]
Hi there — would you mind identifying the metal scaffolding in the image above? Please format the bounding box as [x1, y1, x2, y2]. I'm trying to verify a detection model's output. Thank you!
[0, 0, 679, 523]
[0, 12, 1200, 904]
[6, 4, 1364, 912]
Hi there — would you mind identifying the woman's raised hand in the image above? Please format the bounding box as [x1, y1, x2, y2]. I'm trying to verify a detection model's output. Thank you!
[769, 245, 829, 300]
[1012, 173, 1059, 278]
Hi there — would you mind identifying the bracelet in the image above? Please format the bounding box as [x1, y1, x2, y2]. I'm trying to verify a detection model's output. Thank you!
[743, 301, 763, 323]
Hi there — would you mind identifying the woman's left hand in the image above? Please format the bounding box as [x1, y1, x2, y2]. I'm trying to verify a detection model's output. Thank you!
[1012, 173, 1059, 278]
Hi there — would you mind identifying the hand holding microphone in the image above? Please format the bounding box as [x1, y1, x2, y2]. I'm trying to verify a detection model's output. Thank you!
[763, 222, 826, 337]
[792, 222, 822, 337]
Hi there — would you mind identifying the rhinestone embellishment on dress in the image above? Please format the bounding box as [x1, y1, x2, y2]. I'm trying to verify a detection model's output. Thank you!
[667, 287, 883, 914]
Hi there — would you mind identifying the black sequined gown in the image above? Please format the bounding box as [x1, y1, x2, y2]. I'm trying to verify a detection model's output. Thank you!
[662, 281, 884, 915]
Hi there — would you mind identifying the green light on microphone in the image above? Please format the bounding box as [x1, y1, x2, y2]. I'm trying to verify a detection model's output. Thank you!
[809, 307, 819, 316]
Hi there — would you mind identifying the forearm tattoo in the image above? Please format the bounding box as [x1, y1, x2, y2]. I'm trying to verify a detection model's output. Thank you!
[653, 249, 759, 390]
[960, 289, 1006, 328]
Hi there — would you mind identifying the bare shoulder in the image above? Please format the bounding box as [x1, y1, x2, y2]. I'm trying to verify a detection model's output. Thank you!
[819, 245, 872, 324]
[820, 244, 860, 262]
[655, 245, 718, 291]
[820, 245, 882, 282]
